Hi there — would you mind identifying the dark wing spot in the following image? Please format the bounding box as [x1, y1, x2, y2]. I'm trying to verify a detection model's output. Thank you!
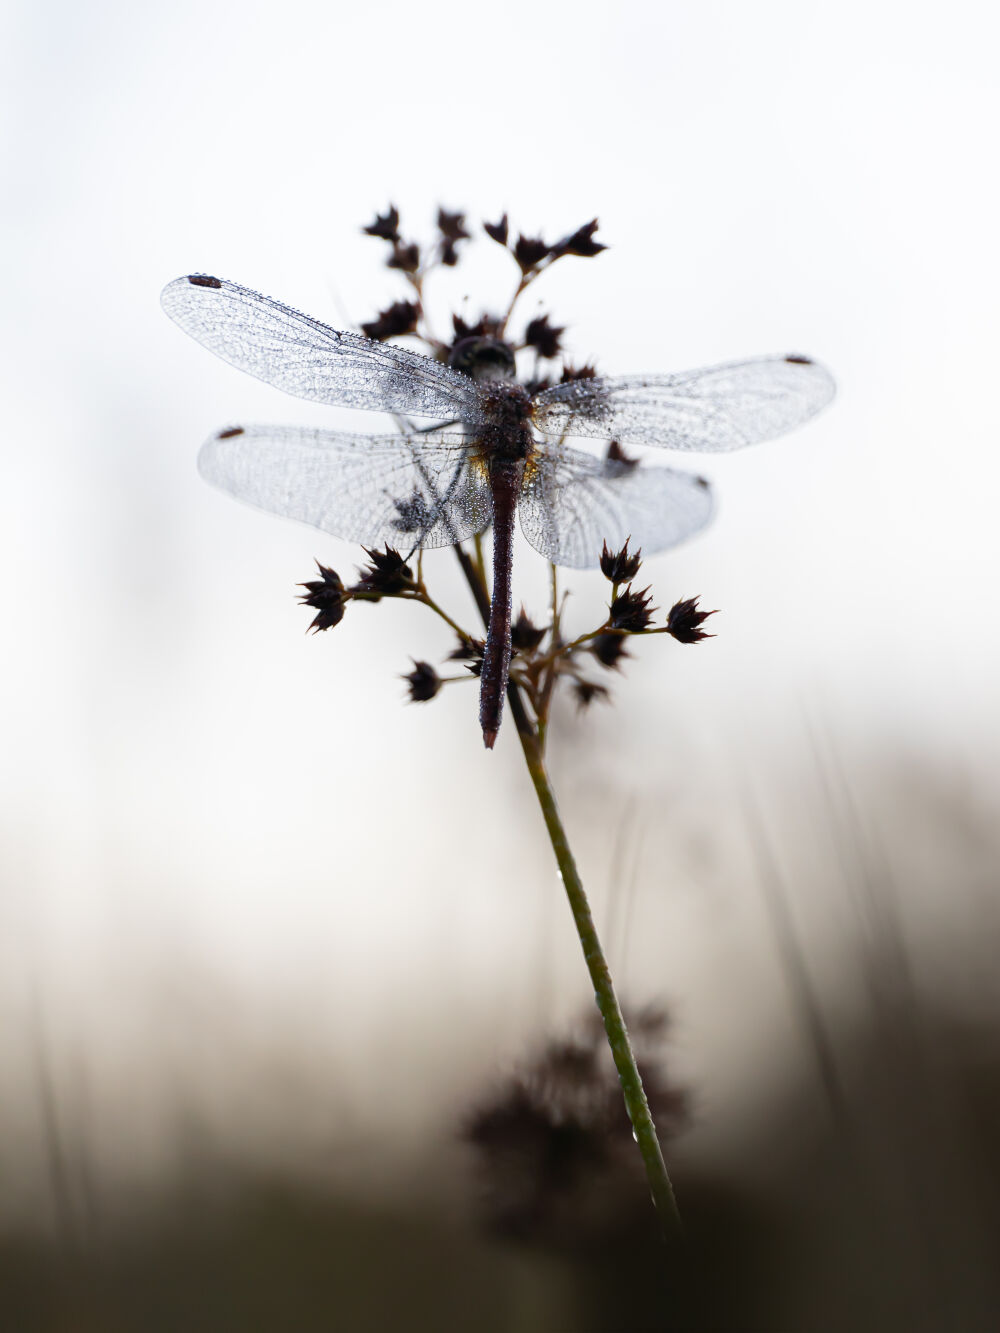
[188, 274, 222, 289]
[217, 427, 244, 439]
[785, 354, 813, 365]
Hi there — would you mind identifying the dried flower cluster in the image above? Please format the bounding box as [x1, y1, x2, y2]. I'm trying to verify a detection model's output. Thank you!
[464, 1005, 688, 1243]
[298, 206, 717, 743]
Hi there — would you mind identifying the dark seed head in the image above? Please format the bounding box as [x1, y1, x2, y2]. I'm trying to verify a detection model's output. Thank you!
[550, 218, 606, 259]
[448, 636, 484, 665]
[666, 596, 717, 643]
[360, 300, 421, 342]
[524, 314, 565, 361]
[560, 362, 597, 382]
[511, 608, 546, 654]
[452, 311, 504, 341]
[573, 680, 611, 710]
[387, 241, 420, 273]
[463, 1005, 688, 1242]
[188, 274, 222, 289]
[599, 539, 642, 584]
[352, 546, 415, 597]
[483, 214, 510, 246]
[437, 208, 470, 242]
[386, 488, 433, 537]
[297, 562, 347, 633]
[403, 660, 441, 703]
[609, 584, 656, 633]
[362, 205, 401, 242]
[590, 632, 631, 670]
[513, 234, 551, 272]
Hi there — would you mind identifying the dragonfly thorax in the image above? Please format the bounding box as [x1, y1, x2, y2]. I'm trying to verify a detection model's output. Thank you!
[475, 380, 535, 462]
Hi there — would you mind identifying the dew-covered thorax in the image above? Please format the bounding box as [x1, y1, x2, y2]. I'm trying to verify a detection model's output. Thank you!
[474, 379, 535, 461]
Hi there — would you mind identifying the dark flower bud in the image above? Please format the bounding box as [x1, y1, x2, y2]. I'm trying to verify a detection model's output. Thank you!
[511, 608, 546, 654]
[551, 219, 606, 259]
[560, 362, 597, 382]
[452, 311, 504, 341]
[352, 546, 415, 597]
[573, 680, 611, 710]
[464, 1005, 688, 1241]
[362, 205, 401, 242]
[360, 300, 421, 342]
[609, 584, 656, 633]
[448, 636, 485, 663]
[666, 597, 717, 643]
[524, 376, 553, 395]
[386, 489, 434, 537]
[483, 213, 509, 246]
[590, 632, 631, 670]
[513, 234, 551, 272]
[605, 440, 640, 471]
[450, 639, 484, 677]
[524, 314, 565, 360]
[387, 241, 420, 273]
[599, 538, 642, 584]
[437, 208, 470, 242]
[440, 239, 461, 267]
[403, 660, 441, 702]
[297, 562, 348, 633]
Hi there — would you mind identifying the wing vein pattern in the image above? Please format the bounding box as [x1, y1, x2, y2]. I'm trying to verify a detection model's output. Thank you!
[519, 444, 715, 569]
[161, 277, 484, 421]
[199, 426, 491, 549]
[531, 356, 836, 451]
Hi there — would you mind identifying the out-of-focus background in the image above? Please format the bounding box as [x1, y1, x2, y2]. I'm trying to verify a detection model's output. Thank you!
[3, 0, 999, 1327]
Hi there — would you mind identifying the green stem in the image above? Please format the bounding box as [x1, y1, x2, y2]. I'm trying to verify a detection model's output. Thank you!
[405, 590, 469, 641]
[515, 729, 682, 1241]
[451, 545, 682, 1242]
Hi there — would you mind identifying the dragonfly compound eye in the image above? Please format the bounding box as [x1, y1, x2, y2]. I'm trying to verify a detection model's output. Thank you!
[447, 336, 516, 382]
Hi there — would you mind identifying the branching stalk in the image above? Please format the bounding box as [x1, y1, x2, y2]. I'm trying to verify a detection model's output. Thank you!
[453, 546, 682, 1242]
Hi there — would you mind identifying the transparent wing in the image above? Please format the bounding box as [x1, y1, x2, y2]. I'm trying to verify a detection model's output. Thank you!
[518, 443, 715, 569]
[161, 275, 485, 422]
[531, 356, 835, 451]
[198, 425, 491, 549]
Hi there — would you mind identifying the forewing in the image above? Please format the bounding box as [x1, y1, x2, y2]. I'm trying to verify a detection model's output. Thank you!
[198, 426, 491, 549]
[518, 443, 715, 569]
[161, 276, 484, 422]
[531, 356, 835, 451]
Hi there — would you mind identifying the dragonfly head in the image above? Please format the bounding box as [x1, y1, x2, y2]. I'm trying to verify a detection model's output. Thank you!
[447, 335, 516, 382]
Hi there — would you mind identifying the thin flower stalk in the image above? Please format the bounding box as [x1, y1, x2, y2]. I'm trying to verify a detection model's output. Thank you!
[456, 546, 682, 1237]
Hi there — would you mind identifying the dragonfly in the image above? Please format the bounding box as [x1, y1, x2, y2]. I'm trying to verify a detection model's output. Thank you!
[162, 274, 835, 747]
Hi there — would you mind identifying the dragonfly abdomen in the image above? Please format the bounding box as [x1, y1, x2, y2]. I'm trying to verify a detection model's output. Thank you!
[480, 458, 524, 749]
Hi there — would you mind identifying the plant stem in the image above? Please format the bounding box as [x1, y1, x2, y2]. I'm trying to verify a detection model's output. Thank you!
[452, 545, 682, 1242]
[515, 729, 682, 1241]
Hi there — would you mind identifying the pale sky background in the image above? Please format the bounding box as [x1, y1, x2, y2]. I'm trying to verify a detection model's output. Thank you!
[2, 0, 999, 1217]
